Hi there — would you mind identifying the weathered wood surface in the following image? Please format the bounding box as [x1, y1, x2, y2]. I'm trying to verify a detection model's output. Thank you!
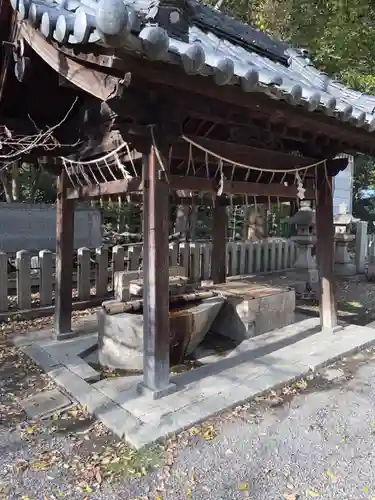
[55, 170, 75, 337]
[20, 24, 128, 101]
[55, 44, 375, 156]
[102, 290, 217, 315]
[141, 146, 172, 394]
[315, 170, 337, 330]
[65, 174, 315, 199]
[212, 198, 227, 284]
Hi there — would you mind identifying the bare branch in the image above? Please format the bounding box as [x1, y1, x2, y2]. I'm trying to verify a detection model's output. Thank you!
[0, 97, 80, 170]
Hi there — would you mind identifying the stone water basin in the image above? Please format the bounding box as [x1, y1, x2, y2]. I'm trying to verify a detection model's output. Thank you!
[97, 296, 224, 371]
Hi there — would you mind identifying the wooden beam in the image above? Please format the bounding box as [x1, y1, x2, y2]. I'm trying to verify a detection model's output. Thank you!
[174, 136, 317, 170]
[118, 134, 348, 178]
[65, 178, 143, 199]
[138, 146, 175, 398]
[168, 175, 315, 199]
[126, 193, 297, 205]
[212, 197, 227, 284]
[55, 169, 75, 338]
[65, 174, 315, 199]
[21, 24, 128, 101]
[315, 169, 337, 330]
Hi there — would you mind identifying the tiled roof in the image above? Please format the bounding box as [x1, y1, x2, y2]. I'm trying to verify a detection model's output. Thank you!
[10, 0, 375, 131]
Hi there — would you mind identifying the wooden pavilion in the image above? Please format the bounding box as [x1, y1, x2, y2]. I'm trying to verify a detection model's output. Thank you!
[1, 0, 375, 397]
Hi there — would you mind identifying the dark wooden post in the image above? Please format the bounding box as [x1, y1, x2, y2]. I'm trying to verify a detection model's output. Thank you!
[315, 169, 338, 330]
[212, 197, 227, 284]
[55, 169, 75, 339]
[138, 146, 176, 399]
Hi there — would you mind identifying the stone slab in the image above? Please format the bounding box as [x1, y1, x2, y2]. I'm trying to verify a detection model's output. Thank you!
[114, 266, 186, 301]
[16, 317, 375, 450]
[210, 281, 295, 341]
[39, 334, 100, 382]
[19, 388, 72, 419]
[47, 364, 141, 441]
[129, 275, 189, 298]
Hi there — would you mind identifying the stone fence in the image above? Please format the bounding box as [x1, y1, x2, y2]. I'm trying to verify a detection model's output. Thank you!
[0, 239, 297, 315]
[1, 225, 372, 318]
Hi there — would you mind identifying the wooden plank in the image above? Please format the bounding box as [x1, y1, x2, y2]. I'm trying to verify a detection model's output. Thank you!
[66, 175, 314, 200]
[315, 169, 337, 330]
[122, 134, 348, 176]
[55, 169, 75, 338]
[175, 136, 318, 169]
[140, 146, 174, 397]
[124, 193, 303, 205]
[212, 198, 227, 284]
[168, 175, 315, 199]
[66, 178, 143, 199]
[20, 24, 128, 101]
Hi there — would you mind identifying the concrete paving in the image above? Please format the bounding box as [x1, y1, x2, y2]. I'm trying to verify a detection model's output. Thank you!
[19, 388, 72, 419]
[13, 317, 375, 449]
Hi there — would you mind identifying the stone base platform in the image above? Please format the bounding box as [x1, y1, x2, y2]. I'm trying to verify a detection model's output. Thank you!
[208, 280, 295, 341]
[14, 317, 375, 449]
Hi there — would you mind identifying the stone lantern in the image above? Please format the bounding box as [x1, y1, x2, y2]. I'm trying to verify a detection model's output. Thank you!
[333, 204, 359, 276]
[286, 205, 316, 271]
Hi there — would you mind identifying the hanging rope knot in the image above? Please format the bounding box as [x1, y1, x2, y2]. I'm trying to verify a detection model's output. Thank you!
[217, 159, 224, 196]
[296, 171, 306, 200]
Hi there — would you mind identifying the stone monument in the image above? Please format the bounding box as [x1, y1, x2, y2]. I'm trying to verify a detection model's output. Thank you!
[286, 205, 316, 271]
[285, 204, 319, 294]
[333, 204, 358, 277]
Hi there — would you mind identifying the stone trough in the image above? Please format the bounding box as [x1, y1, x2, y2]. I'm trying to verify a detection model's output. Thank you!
[98, 270, 296, 371]
[98, 296, 224, 370]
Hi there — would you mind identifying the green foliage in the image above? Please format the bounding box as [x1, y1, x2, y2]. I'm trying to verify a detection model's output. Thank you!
[19, 165, 57, 204]
[244, 0, 375, 94]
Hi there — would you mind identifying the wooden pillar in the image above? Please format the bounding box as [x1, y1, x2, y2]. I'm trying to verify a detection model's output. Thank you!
[55, 169, 75, 339]
[138, 146, 175, 399]
[212, 197, 227, 284]
[315, 169, 338, 330]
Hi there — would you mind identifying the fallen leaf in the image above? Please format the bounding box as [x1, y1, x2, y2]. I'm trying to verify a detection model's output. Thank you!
[327, 470, 338, 483]
[26, 427, 34, 434]
[189, 427, 201, 436]
[203, 425, 217, 441]
[238, 482, 250, 491]
[364, 487, 369, 493]
[295, 379, 308, 390]
[30, 460, 50, 471]
[190, 469, 196, 483]
[307, 490, 320, 497]
[95, 470, 102, 484]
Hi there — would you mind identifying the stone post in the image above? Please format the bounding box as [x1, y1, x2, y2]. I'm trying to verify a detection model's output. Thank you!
[355, 221, 368, 274]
